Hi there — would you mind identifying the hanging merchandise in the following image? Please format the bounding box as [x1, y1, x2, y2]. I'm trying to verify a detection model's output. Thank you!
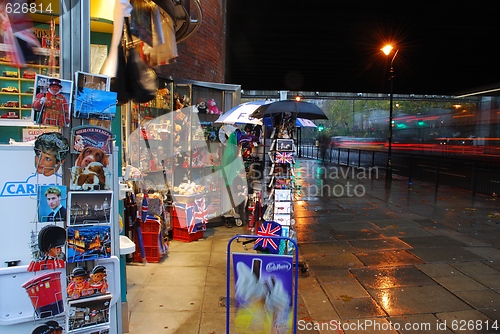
[129, 0, 153, 46]
[124, 18, 158, 103]
[109, 18, 158, 105]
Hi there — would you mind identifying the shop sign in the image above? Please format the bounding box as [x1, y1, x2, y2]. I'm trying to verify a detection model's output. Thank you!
[22, 128, 59, 142]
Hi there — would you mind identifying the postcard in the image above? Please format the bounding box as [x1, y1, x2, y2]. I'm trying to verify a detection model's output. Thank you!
[67, 225, 111, 263]
[68, 192, 112, 225]
[67, 294, 112, 332]
[31, 74, 73, 127]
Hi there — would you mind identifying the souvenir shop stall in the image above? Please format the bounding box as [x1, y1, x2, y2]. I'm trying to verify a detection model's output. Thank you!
[122, 79, 240, 262]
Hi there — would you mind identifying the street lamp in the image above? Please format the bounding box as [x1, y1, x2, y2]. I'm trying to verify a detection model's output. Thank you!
[381, 45, 399, 180]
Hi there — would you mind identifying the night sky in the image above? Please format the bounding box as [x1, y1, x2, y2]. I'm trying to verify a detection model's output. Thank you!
[226, 1, 500, 96]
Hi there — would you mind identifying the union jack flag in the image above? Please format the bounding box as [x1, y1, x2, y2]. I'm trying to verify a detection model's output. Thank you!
[192, 197, 208, 232]
[254, 221, 282, 253]
[275, 151, 293, 164]
[173, 201, 194, 229]
[0, 4, 41, 67]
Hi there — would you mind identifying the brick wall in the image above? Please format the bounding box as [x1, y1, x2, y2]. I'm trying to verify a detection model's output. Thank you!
[166, 0, 227, 84]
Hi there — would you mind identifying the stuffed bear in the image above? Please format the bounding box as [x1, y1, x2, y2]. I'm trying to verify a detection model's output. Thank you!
[197, 100, 207, 114]
[207, 98, 220, 114]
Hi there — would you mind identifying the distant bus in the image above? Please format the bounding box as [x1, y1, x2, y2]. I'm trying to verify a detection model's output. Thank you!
[330, 136, 385, 149]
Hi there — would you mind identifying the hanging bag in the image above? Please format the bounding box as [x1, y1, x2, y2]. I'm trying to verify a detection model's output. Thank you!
[110, 34, 131, 105]
[124, 17, 158, 103]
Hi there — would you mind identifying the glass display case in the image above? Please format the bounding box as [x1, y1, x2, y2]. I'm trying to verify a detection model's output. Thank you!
[125, 78, 240, 220]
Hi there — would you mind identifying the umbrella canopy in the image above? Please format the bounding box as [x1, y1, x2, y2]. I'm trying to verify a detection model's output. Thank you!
[263, 117, 317, 128]
[215, 100, 272, 125]
[250, 100, 328, 120]
[296, 118, 317, 127]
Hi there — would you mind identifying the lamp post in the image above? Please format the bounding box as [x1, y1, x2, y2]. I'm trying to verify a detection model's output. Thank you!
[381, 45, 398, 180]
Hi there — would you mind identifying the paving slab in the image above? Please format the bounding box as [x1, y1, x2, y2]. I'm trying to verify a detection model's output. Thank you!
[435, 310, 496, 334]
[355, 250, 424, 267]
[348, 237, 412, 251]
[431, 274, 489, 291]
[453, 290, 500, 309]
[388, 313, 454, 334]
[330, 229, 382, 240]
[369, 285, 473, 316]
[409, 246, 487, 262]
[350, 266, 437, 289]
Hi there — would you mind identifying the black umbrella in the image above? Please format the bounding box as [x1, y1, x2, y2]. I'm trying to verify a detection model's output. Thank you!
[250, 100, 328, 120]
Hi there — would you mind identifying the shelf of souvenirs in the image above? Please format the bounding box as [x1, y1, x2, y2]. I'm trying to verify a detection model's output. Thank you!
[0, 43, 60, 56]
[0, 117, 36, 127]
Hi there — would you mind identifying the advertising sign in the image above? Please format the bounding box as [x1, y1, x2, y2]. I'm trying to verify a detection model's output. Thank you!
[232, 252, 293, 333]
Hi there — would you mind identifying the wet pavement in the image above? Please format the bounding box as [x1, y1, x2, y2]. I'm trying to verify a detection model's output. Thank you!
[294, 158, 500, 333]
[126, 157, 500, 333]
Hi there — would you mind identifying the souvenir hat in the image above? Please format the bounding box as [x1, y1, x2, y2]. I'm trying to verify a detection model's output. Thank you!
[48, 78, 62, 87]
[38, 225, 66, 253]
[31, 324, 52, 334]
[91, 265, 106, 275]
[71, 266, 88, 277]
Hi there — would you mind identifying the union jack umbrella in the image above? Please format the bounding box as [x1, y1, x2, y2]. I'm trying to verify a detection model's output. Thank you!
[254, 221, 282, 254]
[141, 193, 149, 223]
[275, 151, 293, 164]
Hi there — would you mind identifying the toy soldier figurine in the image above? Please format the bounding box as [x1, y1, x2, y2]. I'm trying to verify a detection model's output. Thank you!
[33, 78, 69, 126]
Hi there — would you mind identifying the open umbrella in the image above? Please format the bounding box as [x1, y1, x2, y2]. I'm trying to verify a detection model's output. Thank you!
[263, 117, 317, 128]
[250, 100, 328, 120]
[215, 100, 272, 125]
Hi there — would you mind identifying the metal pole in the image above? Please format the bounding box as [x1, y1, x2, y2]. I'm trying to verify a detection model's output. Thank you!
[386, 49, 398, 180]
[387, 73, 393, 180]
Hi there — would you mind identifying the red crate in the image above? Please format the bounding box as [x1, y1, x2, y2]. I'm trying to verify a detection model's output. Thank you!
[141, 232, 160, 247]
[142, 220, 161, 233]
[172, 227, 203, 242]
[133, 245, 162, 263]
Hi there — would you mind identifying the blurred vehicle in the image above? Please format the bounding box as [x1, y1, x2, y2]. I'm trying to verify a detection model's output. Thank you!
[1, 101, 19, 107]
[1, 112, 19, 119]
[22, 70, 36, 79]
[2, 71, 18, 78]
[0, 56, 11, 62]
[21, 103, 32, 108]
[25, 86, 34, 94]
[1, 86, 19, 93]
[330, 136, 385, 149]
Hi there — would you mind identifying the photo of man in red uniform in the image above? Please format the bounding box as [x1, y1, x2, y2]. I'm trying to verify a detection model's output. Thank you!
[32, 77, 70, 127]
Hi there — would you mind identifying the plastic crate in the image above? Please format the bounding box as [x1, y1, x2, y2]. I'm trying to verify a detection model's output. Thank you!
[172, 227, 203, 242]
[133, 245, 162, 263]
[141, 232, 160, 247]
[142, 220, 161, 233]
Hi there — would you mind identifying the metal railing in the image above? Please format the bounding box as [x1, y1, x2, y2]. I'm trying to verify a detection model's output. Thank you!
[298, 144, 500, 196]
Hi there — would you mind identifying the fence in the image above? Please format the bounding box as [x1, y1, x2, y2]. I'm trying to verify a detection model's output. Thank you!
[298, 144, 500, 196]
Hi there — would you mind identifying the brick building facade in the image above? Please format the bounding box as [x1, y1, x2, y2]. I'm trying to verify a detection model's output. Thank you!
[166, 0, 228, 84]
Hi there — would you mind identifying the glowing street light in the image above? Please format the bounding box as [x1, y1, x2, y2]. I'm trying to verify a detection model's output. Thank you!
[381, 44, 399, 180]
